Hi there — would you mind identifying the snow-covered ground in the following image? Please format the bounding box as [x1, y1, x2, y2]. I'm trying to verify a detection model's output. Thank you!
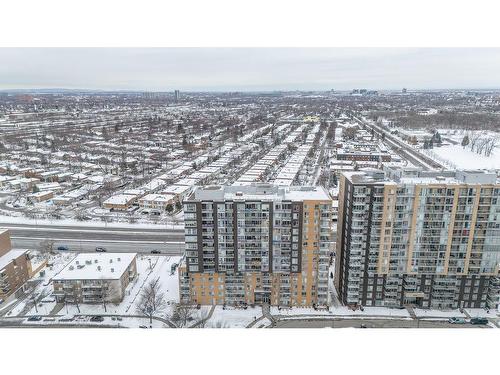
[0, 214, 184, 229]
[413, 308, 464, 318]
[205, 306, 262, 328]
[417, 128, 500, 170]
[4, 252, 182, 328]
[425, 144, 500, 170]
[271, 306, 411, 318]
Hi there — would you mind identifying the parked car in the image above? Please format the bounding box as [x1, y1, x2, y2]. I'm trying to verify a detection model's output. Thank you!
[448, 317, 466, 324]
[27, 315, 42, 322]
[150, 249, 161, 254]
[470, 317, 488, 325]
[95, 247, 107, 252]
[41, 296, 56, 303]
[57, 245, 69, 251]
[139, 325, 149, 328]
[90, 316, 104, 322]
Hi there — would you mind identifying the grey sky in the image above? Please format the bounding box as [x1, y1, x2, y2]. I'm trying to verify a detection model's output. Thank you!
[1, 48, 500, 91]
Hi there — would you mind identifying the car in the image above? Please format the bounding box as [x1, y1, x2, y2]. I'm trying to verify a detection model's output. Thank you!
[57, 245, 69, 251]
[470, 317, 488, 325]
[359, 324, 368, 328]
[448, 317, 466, 324]
[41, 296, 56, 303]
[139, 325, 149, 328]
[95, 247, 107, 252]
[90, 316, 105, 322]
[27, 315, 43, 322]
[150, 249, 161, 254]
[59, 316, 74, 322]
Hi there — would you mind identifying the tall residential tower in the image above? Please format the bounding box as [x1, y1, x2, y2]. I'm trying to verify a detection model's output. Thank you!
[179, 184, 333, 307]
[336, 167, 500, 309]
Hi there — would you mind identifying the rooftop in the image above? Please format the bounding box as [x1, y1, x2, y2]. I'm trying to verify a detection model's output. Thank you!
[191, 183, 331, 202]
[0, 249, 29, 270]
[53, 253, 137, 281]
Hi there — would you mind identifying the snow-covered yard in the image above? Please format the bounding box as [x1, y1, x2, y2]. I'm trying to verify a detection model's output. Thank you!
[5, 252, 182, 328]
[205, 306, 262, 328]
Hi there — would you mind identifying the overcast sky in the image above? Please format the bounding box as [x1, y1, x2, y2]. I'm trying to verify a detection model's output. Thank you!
[1, 48, 500, 91]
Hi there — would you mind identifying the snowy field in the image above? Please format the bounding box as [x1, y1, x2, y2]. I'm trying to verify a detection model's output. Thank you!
[420, 128, 500, 170]
[425, 144, 500, 170]
[205, 306, 262, 328]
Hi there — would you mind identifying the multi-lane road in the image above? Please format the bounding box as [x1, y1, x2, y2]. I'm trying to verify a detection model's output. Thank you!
[1, 222, 185, 255]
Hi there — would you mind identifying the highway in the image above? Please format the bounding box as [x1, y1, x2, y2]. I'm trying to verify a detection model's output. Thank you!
[353, 115, 444, 170]
[0, 222, 185, 255]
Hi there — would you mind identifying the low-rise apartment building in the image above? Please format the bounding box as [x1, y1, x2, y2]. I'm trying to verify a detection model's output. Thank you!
[52, 253, 137, 304]
[336, 167, 500, 309]
[0, 248, 32, 300]
[179, 183, 333, 307]
[0, 229, 12, 256]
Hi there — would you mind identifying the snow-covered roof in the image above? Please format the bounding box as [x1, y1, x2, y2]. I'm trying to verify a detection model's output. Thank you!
[0, 249, 29, 270]
[53, 253, 137, 281]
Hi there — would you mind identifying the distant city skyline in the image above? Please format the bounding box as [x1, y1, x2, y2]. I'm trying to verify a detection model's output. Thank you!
[1, 48, 500, 92]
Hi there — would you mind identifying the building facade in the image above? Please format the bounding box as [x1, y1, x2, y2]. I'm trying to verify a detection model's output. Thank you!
[336, 168, 500, 309]
[179, 184, 333, 307]
[0, 250, 32, 301]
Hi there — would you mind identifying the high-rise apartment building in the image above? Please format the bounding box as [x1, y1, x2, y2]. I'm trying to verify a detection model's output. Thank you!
[174, 90, 180, 102]
[336, 167, 500, 309]
[179, 184, 333, 307]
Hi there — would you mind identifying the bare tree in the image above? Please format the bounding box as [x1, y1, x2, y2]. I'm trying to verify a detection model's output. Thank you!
[38, 239, 55, 258]
[214, 320, 229, 328]
[136, 277, 167, 326]
[170, 302, 196, 328]
[101, 281, 120, 313]
[196, 308, 210, 328]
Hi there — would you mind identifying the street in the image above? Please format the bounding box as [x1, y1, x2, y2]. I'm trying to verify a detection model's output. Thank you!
[274, 318, 493, 329]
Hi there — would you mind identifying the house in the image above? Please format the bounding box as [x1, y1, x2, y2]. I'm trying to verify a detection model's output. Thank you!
[139, 193, 177, 211]
[103, 194, 138, 211]
[27, 190, 54, 203]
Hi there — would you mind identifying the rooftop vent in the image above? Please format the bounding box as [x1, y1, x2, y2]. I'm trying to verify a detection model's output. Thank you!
[109, 259, 113, 263]
[94, 259, 98, 263]
[111, 268, 114, 273]
[117, 258, 121, 262]
[97, 265, 101, 271]
[69, 265, 74, 271]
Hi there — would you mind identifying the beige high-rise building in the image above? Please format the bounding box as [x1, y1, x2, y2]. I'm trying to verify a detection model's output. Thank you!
[336, 167, 500, 309]
[179, 184, 333, 307]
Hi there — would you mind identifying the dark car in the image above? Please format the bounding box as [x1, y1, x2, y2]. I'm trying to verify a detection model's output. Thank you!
[150, 249, 161, 254]
[470, 317, 488, 325]
[57, 245, 69, 251]
[90, 316, 104, 322]
[27, 315, 43, 322]
[95, 247, 107, 252]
